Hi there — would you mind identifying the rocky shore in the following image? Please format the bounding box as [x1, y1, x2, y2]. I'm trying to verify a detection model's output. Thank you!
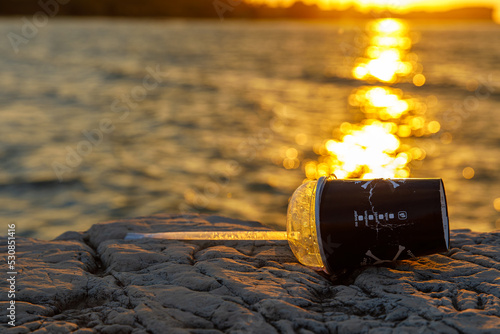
[1, 214, 499, 333]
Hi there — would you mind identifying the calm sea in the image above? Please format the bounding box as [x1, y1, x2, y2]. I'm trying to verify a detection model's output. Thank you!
[0, 18, 499, 240]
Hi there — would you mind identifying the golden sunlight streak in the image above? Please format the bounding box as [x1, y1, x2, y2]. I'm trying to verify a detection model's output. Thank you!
[303, 18, 442, 181]
[349, 86, 410, 120]
[323, 121, 406, 179]
[352, 19, 417, 84]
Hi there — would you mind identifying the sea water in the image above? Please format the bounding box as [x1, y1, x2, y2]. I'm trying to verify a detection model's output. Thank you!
[0, 18, 499, 239]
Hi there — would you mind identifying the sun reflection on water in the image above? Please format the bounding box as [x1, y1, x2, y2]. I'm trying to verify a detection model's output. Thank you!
[353, 19, 419, 84]
[300, 18, 442, 181]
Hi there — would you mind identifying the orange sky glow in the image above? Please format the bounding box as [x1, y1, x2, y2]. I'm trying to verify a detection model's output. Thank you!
[247, 0, 500, 22]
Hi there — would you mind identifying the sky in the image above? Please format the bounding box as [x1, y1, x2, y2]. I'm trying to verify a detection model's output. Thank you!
[247, 0, 500, 22]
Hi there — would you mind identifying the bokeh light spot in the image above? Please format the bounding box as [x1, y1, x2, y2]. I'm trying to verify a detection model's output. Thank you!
[493, 198, 500, 212]
[440, 132, 453, 144]
[463, 167, 475, 179]
[295, 133, 308, 146]
[427, 121, 441, 134]
[286, 147, 298, 159]
[413, 74, 426, 86]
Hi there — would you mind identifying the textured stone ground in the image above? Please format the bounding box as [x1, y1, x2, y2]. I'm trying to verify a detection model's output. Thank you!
[1, 214, 500, 333]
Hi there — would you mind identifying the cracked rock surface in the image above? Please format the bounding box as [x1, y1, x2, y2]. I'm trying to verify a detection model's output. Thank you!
[1, 214, 500, 333]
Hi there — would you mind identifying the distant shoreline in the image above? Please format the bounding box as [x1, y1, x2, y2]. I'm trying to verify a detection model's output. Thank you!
[0, 16, 496, 24]
[0, 2, 495, 22]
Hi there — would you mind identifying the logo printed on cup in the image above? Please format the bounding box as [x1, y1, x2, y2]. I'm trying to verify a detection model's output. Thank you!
[398, 211, 408, 220]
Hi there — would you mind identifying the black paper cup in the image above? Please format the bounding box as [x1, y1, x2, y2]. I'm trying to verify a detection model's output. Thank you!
[315, 177, 450, 272]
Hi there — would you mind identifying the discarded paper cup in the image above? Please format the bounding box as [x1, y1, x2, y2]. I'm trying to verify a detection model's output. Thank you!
[286, 177, 450, 273]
